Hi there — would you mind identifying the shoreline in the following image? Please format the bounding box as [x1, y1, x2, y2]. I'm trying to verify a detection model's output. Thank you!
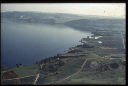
[1, 29, 126, 85]
[1, 29, 125, 67]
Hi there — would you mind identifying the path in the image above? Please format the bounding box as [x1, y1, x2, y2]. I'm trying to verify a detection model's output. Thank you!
[33, 74, 39, 84]
[1, 63, 44, 85]
[42, 58, 90, 85]
[2, 74, 37, 81]
[1, 58, 91, 84]
[1, 64, 40, 83]
[33, 63, 44, 85]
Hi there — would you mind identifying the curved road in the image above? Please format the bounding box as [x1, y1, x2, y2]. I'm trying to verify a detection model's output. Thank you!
[42, 58, 90, 85]
[1, 58, 91, 84]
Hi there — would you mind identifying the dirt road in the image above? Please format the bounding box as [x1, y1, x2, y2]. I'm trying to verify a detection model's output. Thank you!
[33, 63, 44, 85]
[42, 58, 89, 85]
[33, 74, 39, 84]
[2, 74, 37, 81]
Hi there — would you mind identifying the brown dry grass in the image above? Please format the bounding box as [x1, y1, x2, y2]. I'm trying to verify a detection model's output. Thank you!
[3, 70, 19, 79]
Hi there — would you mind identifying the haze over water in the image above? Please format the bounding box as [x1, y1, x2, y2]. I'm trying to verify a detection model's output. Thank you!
[1, 19, 92, 66]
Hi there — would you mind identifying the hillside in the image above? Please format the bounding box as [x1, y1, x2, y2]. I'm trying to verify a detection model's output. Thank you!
[1, 11, 84, 24]
[64, 18, 125, 32]
[2, 11, 125, 27]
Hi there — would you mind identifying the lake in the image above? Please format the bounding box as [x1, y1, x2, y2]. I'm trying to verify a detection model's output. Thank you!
[1, 19, 92, 66]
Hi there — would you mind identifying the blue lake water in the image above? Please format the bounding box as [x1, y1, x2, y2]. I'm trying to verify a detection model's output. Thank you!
[1, 19, 92, 66]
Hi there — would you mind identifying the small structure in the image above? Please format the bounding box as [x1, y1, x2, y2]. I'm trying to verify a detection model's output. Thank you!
[98, 41, 102, 43]
[104, 56, 111, 59]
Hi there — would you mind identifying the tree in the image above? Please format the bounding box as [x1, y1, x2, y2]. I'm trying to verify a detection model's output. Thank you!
[36, 61, 38, 64]
[19, 63, 22, 66]
[58, 60, 65, 66]
[16, 64, 19, 67]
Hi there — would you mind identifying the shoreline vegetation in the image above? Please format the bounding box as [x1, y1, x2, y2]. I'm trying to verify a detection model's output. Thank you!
[1, 11, 125, 85]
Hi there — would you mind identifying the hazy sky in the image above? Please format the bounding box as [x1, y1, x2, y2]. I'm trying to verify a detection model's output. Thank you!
[1, 3, 125, 17]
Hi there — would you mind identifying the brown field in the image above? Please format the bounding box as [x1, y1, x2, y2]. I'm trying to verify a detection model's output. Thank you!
[3, 70, 19, 79]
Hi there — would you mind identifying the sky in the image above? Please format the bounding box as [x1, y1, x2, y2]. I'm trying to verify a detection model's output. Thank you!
[1, 3, 125, 18]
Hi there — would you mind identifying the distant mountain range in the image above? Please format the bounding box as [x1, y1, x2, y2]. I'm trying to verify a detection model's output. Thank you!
[1, 11, 85, 24]
[1, 11, 125, 31]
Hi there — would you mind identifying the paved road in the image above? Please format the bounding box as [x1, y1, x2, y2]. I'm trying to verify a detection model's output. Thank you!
[121, 32, 125, 50]
[42, 58, 90, 85]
